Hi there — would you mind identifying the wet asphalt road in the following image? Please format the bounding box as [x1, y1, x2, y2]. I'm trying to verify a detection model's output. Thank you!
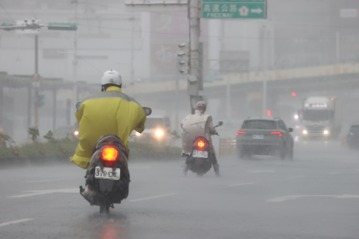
[1, 141, 359, 239]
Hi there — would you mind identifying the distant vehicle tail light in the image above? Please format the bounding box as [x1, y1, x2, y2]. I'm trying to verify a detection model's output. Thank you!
[236, 129, 246, 137]
[193, 137, 209, 151]
[100, 145, 120, 167]
[271, 131, 283, 137]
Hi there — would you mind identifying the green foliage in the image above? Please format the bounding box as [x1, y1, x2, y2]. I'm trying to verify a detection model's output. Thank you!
[18, 139, 76, 162]
[44, 130, 56, 143]
[0, 147, 20, 162]
[0, 131, 13, 148]
[28, 127, 39, 142]
[0, 139, 180, 165]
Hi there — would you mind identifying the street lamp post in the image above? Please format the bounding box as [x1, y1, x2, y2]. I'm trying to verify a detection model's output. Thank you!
[0, 20, 78, 130]
[33, 34, 40, 129]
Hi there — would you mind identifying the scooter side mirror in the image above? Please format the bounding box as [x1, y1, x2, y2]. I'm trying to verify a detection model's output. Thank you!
[218, 121, 223, 126]
[143, 107, 152, 116]
[288, 127, 293, 132]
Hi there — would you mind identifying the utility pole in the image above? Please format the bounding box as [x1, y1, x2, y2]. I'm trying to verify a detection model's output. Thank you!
[72, 0, 79, 103]
[130, 15, 135, 84]
[260, 24, 267, 118]
[125, 0, 203, 113]
[33, 34, 40, 128]
[188, 0, 203, 113]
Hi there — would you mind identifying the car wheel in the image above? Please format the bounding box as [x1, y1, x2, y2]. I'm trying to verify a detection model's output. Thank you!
[238, 149, 249, 160]
[276, 147, 286, 160]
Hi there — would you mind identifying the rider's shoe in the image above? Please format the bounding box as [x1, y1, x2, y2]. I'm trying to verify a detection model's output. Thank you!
[183, 164, 189, 176]
[213, 164, 220, 177]
[80, 185, 96, 205]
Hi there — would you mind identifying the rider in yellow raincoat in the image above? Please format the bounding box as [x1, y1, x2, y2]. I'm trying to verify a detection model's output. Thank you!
[71, 70, 146, 169]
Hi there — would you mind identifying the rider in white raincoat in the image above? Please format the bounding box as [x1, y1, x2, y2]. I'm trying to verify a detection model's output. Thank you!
[181, 101, 220, 175]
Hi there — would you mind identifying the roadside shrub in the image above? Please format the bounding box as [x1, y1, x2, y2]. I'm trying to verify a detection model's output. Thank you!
[0, 139, 180, 165]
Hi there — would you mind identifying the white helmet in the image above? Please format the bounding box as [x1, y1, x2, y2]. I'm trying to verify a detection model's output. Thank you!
[101, 70, 122, 87]
[195, 100, 207, 112]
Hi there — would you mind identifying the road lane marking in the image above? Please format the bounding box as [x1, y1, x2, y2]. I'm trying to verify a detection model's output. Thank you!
[0, 218, 34, 228]
[285, 175, 306, 180]
[26, 179, 64, 183]
[268, 194, 359, 203]
[129, 193, 177, 202]
[129, 165, 152, 170]
[9, 188, 78, 198]
[227, 182, 255, 188]
[9, 188, 178, 203]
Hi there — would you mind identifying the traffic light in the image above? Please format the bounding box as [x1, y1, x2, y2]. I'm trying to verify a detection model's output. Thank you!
[265, 109, 273, 118]
[176, 42, 189, 75]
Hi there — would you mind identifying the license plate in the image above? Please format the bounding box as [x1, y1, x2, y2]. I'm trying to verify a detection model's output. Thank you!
[252, 135, 264, 139]
[192, 150, 208, 158]
[94, 166, 121, 180]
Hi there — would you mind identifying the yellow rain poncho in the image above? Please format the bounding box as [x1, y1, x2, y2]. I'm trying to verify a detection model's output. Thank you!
[71, 86, 146, 169]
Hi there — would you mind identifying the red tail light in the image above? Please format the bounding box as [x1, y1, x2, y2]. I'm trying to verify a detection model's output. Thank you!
[193, 137, 209, 151]
[100, 146, 119, 167]
[236, 129, 246, 136]
[271, 131, 283, 137]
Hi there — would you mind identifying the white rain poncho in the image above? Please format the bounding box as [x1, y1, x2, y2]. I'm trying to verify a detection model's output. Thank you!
[181, 110, 212, 155]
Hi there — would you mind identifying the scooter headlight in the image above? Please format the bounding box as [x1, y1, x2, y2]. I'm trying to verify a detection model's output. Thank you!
[323, 129, 330, 136]
[73, 130, 79, 137]
[302, 129, 308, 135]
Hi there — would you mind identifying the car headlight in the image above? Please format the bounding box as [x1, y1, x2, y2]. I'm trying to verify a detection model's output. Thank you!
[293, 114, 299, 120]
[302, 129, 308, 135]
[73, 130, 79, 137]
[323, 129, 330, 136]
[153, 128, 165, 140]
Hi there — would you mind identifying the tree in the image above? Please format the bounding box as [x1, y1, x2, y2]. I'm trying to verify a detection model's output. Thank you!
[44, 130, 56, 143]
[28, 127, 39, 142]
[0, 131, 12, 147]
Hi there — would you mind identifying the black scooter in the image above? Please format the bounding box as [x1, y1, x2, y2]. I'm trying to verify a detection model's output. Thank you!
[80, 107, 152, 214]
[80, 135, 130, 213]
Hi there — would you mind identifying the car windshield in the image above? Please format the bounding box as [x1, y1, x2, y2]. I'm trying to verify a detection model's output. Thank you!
[302, 110, 333, 121]
[242, 120, 276, 130]
[145, 118, 170, 128]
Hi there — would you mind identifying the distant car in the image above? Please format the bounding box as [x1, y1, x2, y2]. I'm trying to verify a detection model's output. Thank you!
[346, 124, 359, 150]
[236, 118, 294, 159]
[132, 116, 172, 144]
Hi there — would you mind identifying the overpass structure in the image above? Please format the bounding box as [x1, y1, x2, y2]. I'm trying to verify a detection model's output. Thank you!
[127, 63, 359, 133]
[127, 63, 359, 95]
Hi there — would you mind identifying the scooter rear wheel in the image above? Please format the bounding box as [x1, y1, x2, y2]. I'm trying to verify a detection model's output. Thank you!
[99, 204, 110, 214]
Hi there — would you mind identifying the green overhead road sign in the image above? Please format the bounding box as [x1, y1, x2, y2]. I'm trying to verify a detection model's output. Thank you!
[201, 0, 267, 19]
[47, 22, 77, 31]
